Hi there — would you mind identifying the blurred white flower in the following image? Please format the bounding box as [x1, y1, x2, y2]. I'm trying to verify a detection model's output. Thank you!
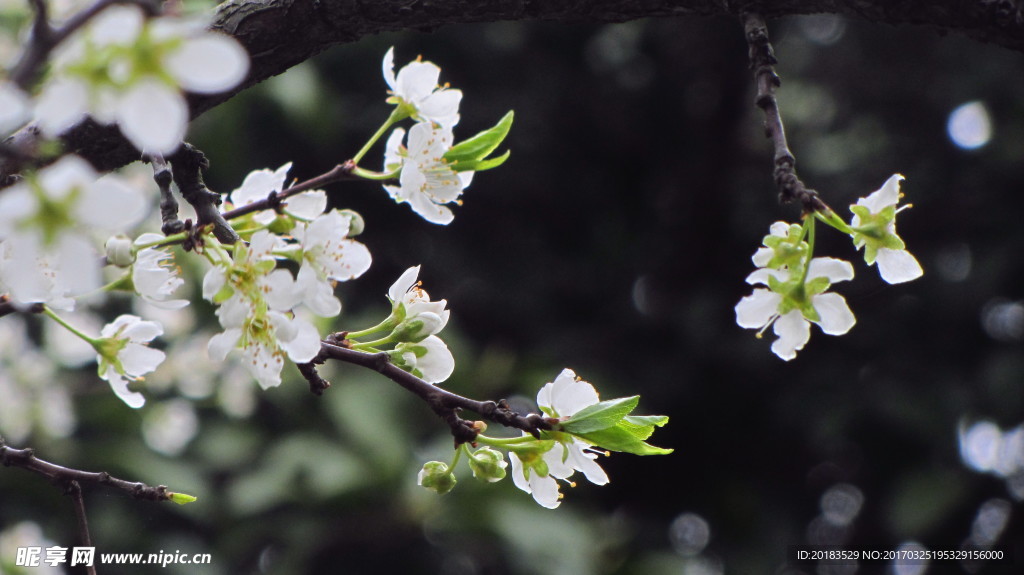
[132, 233, 187, 309]
[35, 5, 249, 154]
[95, 314, 166, 408]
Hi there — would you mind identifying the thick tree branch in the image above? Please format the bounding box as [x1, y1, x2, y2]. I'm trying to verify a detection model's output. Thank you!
[168, 143, 240, 244]
[3, 0, 1021, 180]
[303, 341, 552, 444]
[0, 439, 181, 503]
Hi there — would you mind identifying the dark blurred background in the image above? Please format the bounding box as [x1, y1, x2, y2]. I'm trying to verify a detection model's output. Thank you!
[3, 11, 1024, 575]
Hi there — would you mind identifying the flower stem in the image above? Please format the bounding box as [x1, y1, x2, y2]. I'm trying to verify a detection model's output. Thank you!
[42, 306, 98, 346]
[346, 315, 398, 340]
[475, 434, 540, 447]
[798, 216, 817, 286]
[351, 109, 405, 165]
[814, 209, 854, 235]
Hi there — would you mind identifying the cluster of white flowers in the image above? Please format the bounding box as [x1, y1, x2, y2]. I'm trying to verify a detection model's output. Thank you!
[380, 48, 474, 225]
[205, 164, 371, 388]
[32, 5, 248, 154]
[383, 266, 454, 383]
[735, 174, 923, 360]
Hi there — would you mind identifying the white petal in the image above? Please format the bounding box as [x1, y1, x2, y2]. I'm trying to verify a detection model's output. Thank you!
[208, 328, 242, 361]
[78, 174, 148, 230]
[811, 292, 856, 335]
[272, 313, 321, 363]
[262, 268, 300, 311]
[567, 441, 609, 485]
[88, 5, 144, 46]
[751, 247, 774, 268]
[202, 268, 226, 301]
[231, 163, 292, 207]
[807, 257, 855, 283]
[383, 127, 406, 172]
[166, 33, 249, 94]
[285, 191, 327, 220]
[382, 47, 397, 91]
[120, 343, 165, 376]
[876, 248, 923, 284]
[768, 221, 790, 237]
[120, 316, 163, 343]
[389, 266, 420, 301]
[38, 155, 97, 200]
[771, 309, 810, 361]
[735, 289, 781, 329]
[745, 267, 786, 286]
[34, 78, 89, 137]
[0, 82, 29, 133]
[103, 366, 146, 408]
[417, 90, 462, 128]
[528, 472, 561, 509]
[395, 61, 441, 103]
[116, 81, 188, 155]
[509, 452, 531, 493]
[416, 335, 455, 383]
[859, 174, 905, 213]
[296, 264, 341, 317]
[548, 370, 599, 417]
[408, 193, 454, 225]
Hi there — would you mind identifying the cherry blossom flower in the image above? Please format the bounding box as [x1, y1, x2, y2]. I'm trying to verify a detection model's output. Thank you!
[35, 5, 249, 154]
[383, 122, 474, 225]
[387, 265, 450, 340]
[0, 155, 147, 309]
[94, 314, 166, 408]
[383, 47, 462, 129]
[735, 257, 856, 361]
[394, 335, 455, 384]
[203, 231, 322, 388]
[292, 210, 372, 314]
[131, 233, 187, 309]
[510, 369, 610, 509]
[228, 163, 293, 224]
[849, 174, 923, 284]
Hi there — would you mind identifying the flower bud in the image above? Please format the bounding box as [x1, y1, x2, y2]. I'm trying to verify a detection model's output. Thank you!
[168, 492, 197, 505]
[417, 461, 457, 494]
[105, 235, 135, 267]
[468, 447, 508, 483]
[337, 209, 365, 236]
[391, 312, 444, 343]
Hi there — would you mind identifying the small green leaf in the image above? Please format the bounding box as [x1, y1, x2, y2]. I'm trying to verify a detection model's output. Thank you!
[449, 150, 510, 173]
[576, 425, 672, 456]
[168, 492, 197, 505]
[560, 396, 639, 434]
[443, 110, 514, 164]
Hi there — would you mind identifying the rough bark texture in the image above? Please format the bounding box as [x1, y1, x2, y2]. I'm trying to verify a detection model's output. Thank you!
[45, 0, 1024, 174]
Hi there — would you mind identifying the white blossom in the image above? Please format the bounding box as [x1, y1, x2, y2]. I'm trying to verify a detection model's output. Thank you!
[0, 156, 147, 309]
[382, 47, 462, 129]
[510, 369, 610, 509]
[0, 81, 28, 133]
[735, 258, 856, 361]
[850, 174, 923, 284]
[34, 5, 249, 154]
[228, 163, 293, 224]
[96, 314, 166, 408]
[131, 233, 187, 309]
[388, 265, 450, 337]
[395, 335, 455, 384]
[383, 122, 474, 225]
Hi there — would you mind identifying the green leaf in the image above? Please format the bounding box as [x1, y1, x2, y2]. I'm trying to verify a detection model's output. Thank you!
[560, 396, 639, 434]
[168, 492, 197, 505]
[449, 150, 510, 172]
[443, 110, 514, 164]
[576, 425, 672, 456]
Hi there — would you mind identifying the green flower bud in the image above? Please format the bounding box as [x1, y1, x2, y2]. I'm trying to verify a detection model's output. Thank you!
[417, 461, 457, 494]
[337, 209, 365, 236]
[390, 312, 443, 343]
[168, 492, 197, 505]
[468, 447, 508, 483]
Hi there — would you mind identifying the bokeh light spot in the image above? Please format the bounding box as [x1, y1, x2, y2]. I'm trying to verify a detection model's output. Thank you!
[947, 101, 992, 150]
[669, 512, 711, 557]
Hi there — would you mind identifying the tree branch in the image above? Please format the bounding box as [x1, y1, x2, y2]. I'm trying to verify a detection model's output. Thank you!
[2, 0, 1021, 182]
[302, 341, 552, 444]
[168, 143, 239, 244]
[0, 439, 180, 503]
[221, 160, 359, 221]
[742, 11, 829, 214]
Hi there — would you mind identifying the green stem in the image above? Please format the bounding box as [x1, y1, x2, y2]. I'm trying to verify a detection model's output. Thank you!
[475, 434, 542, 447]
[42, 306, 98, 346]
[350, 166, 400, 181]
[814, 210, 854, 235]
[351, 108, 405, 165]
[451, 444, 467, 470]
[350, 335, 395, 350]
[133, 232, 189, 250]
[798, 216, 816, 286]
[346, 315, 398, 340]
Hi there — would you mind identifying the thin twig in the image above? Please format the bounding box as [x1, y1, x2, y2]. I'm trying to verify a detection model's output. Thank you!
[67, 481, 99, 575]
[742, 12, 830, 215]
[306, 342, 552, 444]
[0, 440, 176, 503]
[220, 160, 359, 221]
[0, 296, 45, 318]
